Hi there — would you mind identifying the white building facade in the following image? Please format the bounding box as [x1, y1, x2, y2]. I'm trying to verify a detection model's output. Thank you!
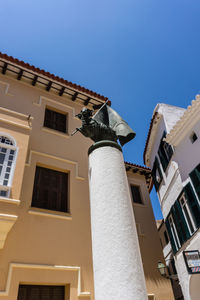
[144, 99, 200, 300]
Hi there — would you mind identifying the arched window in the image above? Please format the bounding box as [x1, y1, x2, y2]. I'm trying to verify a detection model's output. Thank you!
[0, 135, 17, 197]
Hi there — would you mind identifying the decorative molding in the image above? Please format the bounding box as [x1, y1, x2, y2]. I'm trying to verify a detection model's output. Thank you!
[41, 127, 70, 139]
[166, 96, 200, 146]
[33, 95, 84, 117]
[0, 262, 91, 298]
[0, 197, 20, 205]
[25, 150, 85, 181]
[0, 117, 31, 130]
[0, 80, 13, 96]
[28, 208, 72, 220]
[0, 214, 18, 249]
[0, 107, 33, 130]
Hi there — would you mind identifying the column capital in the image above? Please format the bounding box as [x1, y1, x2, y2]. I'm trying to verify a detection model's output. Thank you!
[88, 140, 122, 155]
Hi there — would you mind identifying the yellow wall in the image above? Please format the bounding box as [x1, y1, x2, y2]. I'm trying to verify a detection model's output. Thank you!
[128, 171, 174, 300]
[0, 74, 174, 299]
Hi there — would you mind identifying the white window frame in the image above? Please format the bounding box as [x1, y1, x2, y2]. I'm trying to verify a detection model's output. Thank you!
[169, 214, 181, 251]
[0, 134, 17, 197]
[179, 194, 196, 235]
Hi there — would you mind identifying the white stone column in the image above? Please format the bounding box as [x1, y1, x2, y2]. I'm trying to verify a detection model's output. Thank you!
[88, 141, 148, 300]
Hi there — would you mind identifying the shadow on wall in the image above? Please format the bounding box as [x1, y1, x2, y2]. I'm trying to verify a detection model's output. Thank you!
[190, 273, 200, 300]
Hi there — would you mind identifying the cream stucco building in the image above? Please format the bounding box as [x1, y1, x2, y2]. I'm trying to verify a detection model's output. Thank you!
[0, 53, 173, 300]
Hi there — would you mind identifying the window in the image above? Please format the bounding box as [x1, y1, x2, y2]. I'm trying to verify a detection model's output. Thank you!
[152, 157, 163, 191]
[190, 164, 200, 200]
[166, 196, 191, 253]
[184, 181, 200, 228]
[32, 166, 69, 213]
[190, 132, 198, 144]
[158, 132, 173, 172]
[164, 230, 169, 244]
[17, 285, 65, 300]
[0, 135, 17, 197]
[168, 214, 181, 252]
[44, 108, 67, 133]
[179, 194, 195, 235]
[130, 185, 143, 204]
[172, 201, 190, 246]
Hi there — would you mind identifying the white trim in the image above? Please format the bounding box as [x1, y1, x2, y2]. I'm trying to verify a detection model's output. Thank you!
[28, 208, 72, 220]
[169, 214, 181, 250]
[0, 134, 18, 194]
[25, 150, 85, 181]
[0, 132, 16, 147]
[179, 194, 196, 235]
[0, 262, 91, 298]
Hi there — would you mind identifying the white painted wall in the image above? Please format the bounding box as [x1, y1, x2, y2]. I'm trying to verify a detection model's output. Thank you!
[174, 119, 200, 183]
[147, 102, 200, 300]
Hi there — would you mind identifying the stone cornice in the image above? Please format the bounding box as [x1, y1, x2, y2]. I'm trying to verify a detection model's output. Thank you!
[166, 95, 200, 146]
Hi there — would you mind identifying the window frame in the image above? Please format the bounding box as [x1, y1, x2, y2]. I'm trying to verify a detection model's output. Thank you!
[0, 134, 17, 197]
[168, 214, 181, 251]
[179, 193, 196, 235]
[152, 156, 163, 191]
[31, 165, 70, 213]
[190, 132, 198, 144]
[130, 184, 143, 205]
[158, 131, 173, 172]
[164, 230, 169, 245]
[17, 284, 65, 300]
[43, 107, 68, 134]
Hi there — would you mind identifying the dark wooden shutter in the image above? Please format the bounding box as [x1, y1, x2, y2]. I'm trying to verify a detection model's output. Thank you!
[32, 166, 68, 213]
[158, 132, 173, 171]
[44, 109, 67, 133]
[172, 201, 190, 245]
[165, 218, 177, 254]
[130, 185, 143, 204]
[158, 143, 168, 171]
[184, 182, 200, 228]
[164, 142, 173, 162]
[18, 285, 65, 300]
[152, 157, 163, 191]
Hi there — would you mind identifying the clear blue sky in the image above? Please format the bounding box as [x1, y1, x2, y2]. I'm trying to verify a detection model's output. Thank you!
[1, 0, 200, 219]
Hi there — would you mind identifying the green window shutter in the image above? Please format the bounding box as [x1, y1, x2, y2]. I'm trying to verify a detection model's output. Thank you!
[158, 131, 173, 171]
[184, 182, 200, 228]
[152, 157, 163, 191]
[173, 200, 191, 243]
[165, 218, 177, 254]
[190, 164, 200, 200]
[164, 142, 173, 161]
[158, 143, 168, 171]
